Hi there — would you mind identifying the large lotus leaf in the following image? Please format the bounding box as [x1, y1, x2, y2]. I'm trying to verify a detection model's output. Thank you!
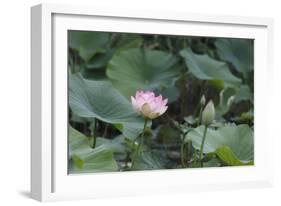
[68, 126, 118, 173]
[69, 31, 110, 61]
[106, 48, 181, 97]
[180, 48, 241, 88]
[69, 73, 145, 138]
[215, 38, 253, 75]
[185, 124, 253, 165]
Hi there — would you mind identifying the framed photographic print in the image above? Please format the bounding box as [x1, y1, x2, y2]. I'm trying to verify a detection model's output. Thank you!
[31, 3, 274, 201]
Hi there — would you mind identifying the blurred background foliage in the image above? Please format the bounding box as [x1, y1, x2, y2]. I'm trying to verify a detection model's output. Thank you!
[68, 30, 254, 173]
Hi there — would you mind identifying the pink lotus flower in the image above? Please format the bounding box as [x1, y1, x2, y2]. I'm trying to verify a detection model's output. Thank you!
[131, 90, 168, 119]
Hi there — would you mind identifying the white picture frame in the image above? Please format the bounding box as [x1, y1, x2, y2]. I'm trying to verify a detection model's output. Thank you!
[31, 3, 274, 202]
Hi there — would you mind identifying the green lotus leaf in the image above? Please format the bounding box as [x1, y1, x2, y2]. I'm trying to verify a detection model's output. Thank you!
[68, 126, 118, 173]
[95, 135, 128, 155]
[106, 48, 181, 97]
[69, 73, 145, 138]
[180, 48, 241, 88]
[185, 124, 253, 165]
[132, 150, 164, 170]
[234, 85, 253, 103]
[85, 48, 114, 69]
[215, 38, 253, 76]
[69, 125, 90, 158]
[215, 146, 253, 166]
[112, 33, 143, 51]
[69, 31, 110, 61]
[80, 34, 144, 80]
[71, 145, 118, 173]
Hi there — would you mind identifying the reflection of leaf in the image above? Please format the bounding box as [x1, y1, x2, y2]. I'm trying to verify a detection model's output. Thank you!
[69, 73, 144, 138]
[107, 48, 181, 97]
[186, 124, 253, 165]
[69, 31, 110, 61]
[68, 126, 118, 173]
[180, 48, 241, 88]
[215, 39, 253, 75]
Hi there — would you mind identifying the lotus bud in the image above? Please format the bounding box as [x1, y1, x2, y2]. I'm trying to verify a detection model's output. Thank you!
[201, 100, 215, 125]
[131, 90, 168, 119]
[200, 95, 206, 106]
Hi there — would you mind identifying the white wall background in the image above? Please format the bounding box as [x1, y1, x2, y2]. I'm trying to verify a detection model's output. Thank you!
[0, 0, 280, 205]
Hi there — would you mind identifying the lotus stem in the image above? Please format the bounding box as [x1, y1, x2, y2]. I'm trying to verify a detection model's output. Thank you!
[181, 142, 186, 168]
[199, 125, 208, 167]
[131, 119, 148, 169]
[92, 119, 97, 149]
